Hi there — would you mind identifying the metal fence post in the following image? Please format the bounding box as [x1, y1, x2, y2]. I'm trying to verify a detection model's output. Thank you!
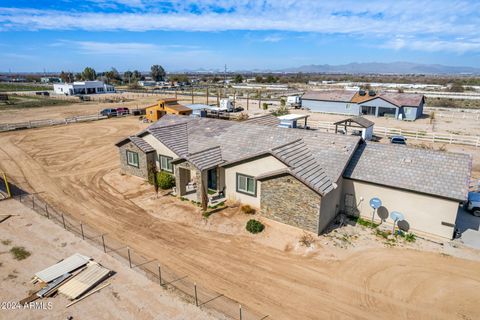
[62, 213, 66, 229]
[194, 283, 198, 306]
[32, 195, 35, 209]
[80, 222, 85, 240]
[102, 234, 106, 253]
[239, 304, 243, 320]
[127, 247, 132, 268]
[45, 203, 49, 219]
[158, 264, 162, 286]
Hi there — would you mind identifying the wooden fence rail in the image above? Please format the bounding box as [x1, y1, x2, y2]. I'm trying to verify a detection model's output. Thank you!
[0, 114, 108, 132]
[308, 120, 480, 148]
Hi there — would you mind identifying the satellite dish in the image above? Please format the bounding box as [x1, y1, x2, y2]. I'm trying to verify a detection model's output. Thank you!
[390, 211, 404, 222]
[369, 197, 382, 209]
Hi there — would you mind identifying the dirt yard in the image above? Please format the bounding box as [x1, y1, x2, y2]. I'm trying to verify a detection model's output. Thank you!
[1, 117, 480, 319]
[0, 198, 217, 320]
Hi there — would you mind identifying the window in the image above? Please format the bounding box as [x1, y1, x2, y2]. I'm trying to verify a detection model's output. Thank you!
[159, 155, 173, 173]
[236, 173, 256, 196]
[126, 150, 139, 167]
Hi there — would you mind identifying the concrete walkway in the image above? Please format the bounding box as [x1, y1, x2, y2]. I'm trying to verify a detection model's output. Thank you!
[455, 206, 480, 249]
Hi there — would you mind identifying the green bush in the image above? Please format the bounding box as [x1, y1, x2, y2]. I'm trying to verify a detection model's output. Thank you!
[241, 205, 256, 214]
[262, 103, 268, 110]
[10, 246, 31, 260]
[246, 219, 265, 234]
[157, 171, 175, 189]
[405, 233, 416, 242]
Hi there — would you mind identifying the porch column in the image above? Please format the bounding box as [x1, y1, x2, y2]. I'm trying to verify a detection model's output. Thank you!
[195, 169, 209, 210]
[174, 166, 186, 196]
[374, 107, 379, 117]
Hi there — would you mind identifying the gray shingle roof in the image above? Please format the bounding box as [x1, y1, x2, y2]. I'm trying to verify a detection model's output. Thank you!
[244, 114, 280, 127]
[149, 123, 189, 157]
[115, 136, 154, 153]
[145, 116, 360, 192]
[344, 142, 471, 201]
[187, 146, 224, 171]
[271, 139, 333, 195]
[302, 90, 356, 102]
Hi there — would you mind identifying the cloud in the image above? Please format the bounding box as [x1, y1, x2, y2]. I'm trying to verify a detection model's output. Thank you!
[382, 37, 480, 53]
[262, 35, 283, 43]
[1, 1, 480, 52]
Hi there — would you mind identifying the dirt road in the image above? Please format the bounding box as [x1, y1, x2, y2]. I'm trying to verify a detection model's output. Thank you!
[0, 118, 479, 319]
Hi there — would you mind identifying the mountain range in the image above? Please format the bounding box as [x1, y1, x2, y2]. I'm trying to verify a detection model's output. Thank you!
[182, 62, 480, 75]
[277, 62, 480, 74]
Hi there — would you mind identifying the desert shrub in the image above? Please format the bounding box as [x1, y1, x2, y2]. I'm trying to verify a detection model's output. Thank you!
[10, 246, 31, 260]
[375, 229, 390, 239]
[1, 239, 12, 246]
[241, 205, 256, 215]
[299, 232, 315, 247]
[262, 103, 268, 110]
[405, 233, 416, 242]
[350, 216, 378, 228]
[157, 171, 175, 189]
[246, 219, 265, 234]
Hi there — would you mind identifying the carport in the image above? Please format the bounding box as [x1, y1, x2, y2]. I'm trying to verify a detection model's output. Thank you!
[334, 116, 374, 140]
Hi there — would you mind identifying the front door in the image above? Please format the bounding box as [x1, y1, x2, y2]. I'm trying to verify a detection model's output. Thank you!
[207, 169, 217, 190]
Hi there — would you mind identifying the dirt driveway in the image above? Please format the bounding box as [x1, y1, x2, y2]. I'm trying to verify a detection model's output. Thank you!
[1, 118, 480, 319]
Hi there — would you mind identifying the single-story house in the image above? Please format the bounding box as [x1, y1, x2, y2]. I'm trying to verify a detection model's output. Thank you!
[302, 90, 425, 121]
[145, 98, 192, 122]
[116, 115, 471, 240]
[53, 80, 115, 95]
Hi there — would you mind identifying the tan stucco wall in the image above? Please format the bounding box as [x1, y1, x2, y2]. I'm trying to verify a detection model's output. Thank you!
[318, 178, 343, 233]
[224, 155, 287, 207]
[342, 179, 459, 239]
[142, 134, 178, 168]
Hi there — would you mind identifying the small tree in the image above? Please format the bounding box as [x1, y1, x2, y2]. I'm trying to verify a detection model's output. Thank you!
[82, 67, 97, 81]
[450, 81, 464, 92]
[132, 70, 142, 81]
[151, 65, 166, 82]
[59, 71, 74, 83]
[233, 74, 244, 83]
[255, 75, 263, 83]
[149, 165, 159, 198]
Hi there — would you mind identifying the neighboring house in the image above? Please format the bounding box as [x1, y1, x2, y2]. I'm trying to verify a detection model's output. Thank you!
[116, 115, 471, 240]
[53, 80, 115, 95]
[302, 90, 425, 120]
[145, 98, 192, 122]
[41, 77, 62, 83]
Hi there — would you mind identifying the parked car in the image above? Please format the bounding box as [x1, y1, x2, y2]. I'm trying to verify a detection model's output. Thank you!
[466, 192, 480, 217]
[116, 107, 130, 116]
[390, 135, 407, 145]
[100, 108, 117, 117]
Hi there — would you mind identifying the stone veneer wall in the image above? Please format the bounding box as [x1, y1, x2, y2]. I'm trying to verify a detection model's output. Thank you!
[118, 142, 155, 180]
[260, 175, 321, 233]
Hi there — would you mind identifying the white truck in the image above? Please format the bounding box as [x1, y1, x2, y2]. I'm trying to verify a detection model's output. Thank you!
[286, 96, 301, 108]
[466, 192, 480, 217]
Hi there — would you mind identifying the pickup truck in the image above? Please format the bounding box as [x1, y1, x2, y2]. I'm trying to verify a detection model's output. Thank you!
[466, 192, 480, 217]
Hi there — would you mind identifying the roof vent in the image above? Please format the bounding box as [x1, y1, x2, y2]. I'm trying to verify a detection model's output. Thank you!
[368, 90, 376, 96]
[359, 90, 366, 96]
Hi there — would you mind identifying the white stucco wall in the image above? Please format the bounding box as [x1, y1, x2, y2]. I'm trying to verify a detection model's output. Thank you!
[224, 155, 287, 207]
[342, 179, 459, 239]
[318, 178, 343, 233]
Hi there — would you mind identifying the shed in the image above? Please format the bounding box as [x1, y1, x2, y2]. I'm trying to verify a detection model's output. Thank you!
[277, 114, 309, 129]
[334, 116, 374, 140]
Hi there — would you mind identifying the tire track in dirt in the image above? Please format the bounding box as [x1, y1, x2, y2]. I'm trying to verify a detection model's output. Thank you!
[1, 118, 480, 320]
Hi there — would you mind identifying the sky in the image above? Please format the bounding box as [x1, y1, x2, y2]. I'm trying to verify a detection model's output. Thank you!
[0, 0, 479, 72]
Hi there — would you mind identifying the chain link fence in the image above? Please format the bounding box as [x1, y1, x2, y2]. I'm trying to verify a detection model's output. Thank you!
[12, 192, 268, 320]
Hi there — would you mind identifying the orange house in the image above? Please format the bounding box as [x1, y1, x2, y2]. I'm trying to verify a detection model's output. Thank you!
[145, 98, 192, 122]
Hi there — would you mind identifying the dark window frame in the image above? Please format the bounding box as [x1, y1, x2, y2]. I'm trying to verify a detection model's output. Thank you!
[126, 150, 139, 168]
[236, 173, 257, 197]
[159, 154, 174, 173]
